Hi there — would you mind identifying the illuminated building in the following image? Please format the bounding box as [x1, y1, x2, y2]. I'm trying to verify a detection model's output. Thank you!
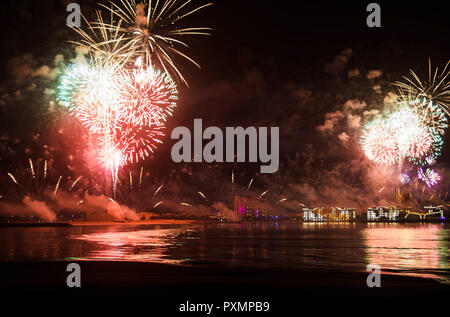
[404, 206, 445, 221]
[234, 196, 278, 220]
[302, 207, 356, 222]
[302, 208, 319, 221]
[367, 206, 404, 222]
[137, 212, 158, 221]
[424, 206, 445, 220]
[368, 206, 446, 222]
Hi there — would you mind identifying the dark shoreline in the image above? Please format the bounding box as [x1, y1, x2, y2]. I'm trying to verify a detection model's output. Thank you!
[2, 260, 449, 313]
[0, 222, 73, 227]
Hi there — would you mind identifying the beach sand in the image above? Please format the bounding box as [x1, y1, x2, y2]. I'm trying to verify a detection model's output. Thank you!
[2, 261, 448, 313]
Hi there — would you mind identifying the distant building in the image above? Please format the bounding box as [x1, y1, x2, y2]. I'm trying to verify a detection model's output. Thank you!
[424, 206, 444, 214]
[404, 206, 445, 221]
[367, 206, 406, 222]
[234, 196, 278, 220]
[302, 208, 318, 221]
[137, 212, 158, 221]
[302, 207, 356, 222]
[57, 209, 86, 221]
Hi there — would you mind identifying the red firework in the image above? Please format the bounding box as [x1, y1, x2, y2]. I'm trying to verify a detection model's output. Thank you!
[60, 62, 178, 170]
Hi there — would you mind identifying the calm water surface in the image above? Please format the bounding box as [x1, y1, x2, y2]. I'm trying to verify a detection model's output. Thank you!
[0, 223, 449, 283]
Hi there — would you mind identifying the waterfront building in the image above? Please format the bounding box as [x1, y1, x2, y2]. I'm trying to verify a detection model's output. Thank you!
[302, 207, 356, 222]
[367, 206, 406, 222]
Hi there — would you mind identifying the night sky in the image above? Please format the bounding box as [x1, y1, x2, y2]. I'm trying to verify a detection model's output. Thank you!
[0, 0, 449, 214]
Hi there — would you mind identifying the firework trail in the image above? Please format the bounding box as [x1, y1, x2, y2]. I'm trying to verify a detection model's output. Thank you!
[247, 178, 253, 191]
[5, 159, 82, 205]
[29, 158, 36, 179]
[139, 167, 144, 189]
[198, 191, 207, 200]
[259, 189, 269, 199]
[53, 176, 63, 197]
[44, 160, 47, 180]
[87, 0, 213, 84]
[7, 173, 19, 185]
[69, 176, 82, 191]
[394, 59, 450, 115]
[154, 184, 164, 196]
[129, 171, 133, 189]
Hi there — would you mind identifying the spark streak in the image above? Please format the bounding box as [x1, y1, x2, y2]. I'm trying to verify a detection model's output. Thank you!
[259, 189, 269, 199]
[69, 176, 82, 191]
[154, 184, 164, 196]
[8, 173, 19, 185]
[53, 176, 62, 197]
[247, 178, 253, 191]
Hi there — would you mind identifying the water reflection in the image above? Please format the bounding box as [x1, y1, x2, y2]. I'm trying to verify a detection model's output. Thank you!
[0, 223, 448, 284]
[71, 228, 188, 263]
[362, 224, 449, 283]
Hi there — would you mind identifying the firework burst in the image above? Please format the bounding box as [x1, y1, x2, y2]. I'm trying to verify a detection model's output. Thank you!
[361, 98, 447, 167]
[399, 173, 411, 185]
[385, 105, 433, 160]
[58, 60, 124, 134]
[57, 57, 178, 197]
[74, 0, 213, 85]
[120, 65, 178, 127]
[394, 59, 450, 115]
[360, 118, 399, 166]
[57, 0, 210, 197]
[418, 168, 441, 188]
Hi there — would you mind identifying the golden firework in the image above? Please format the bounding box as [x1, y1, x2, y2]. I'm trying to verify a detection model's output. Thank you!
[71, 0, 212, 84]
[394, 59, 450, 115]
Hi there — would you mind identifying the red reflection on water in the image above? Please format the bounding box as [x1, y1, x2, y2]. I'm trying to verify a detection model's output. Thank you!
[72, 229, 183, 263]
[363, 224, 448, 282]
